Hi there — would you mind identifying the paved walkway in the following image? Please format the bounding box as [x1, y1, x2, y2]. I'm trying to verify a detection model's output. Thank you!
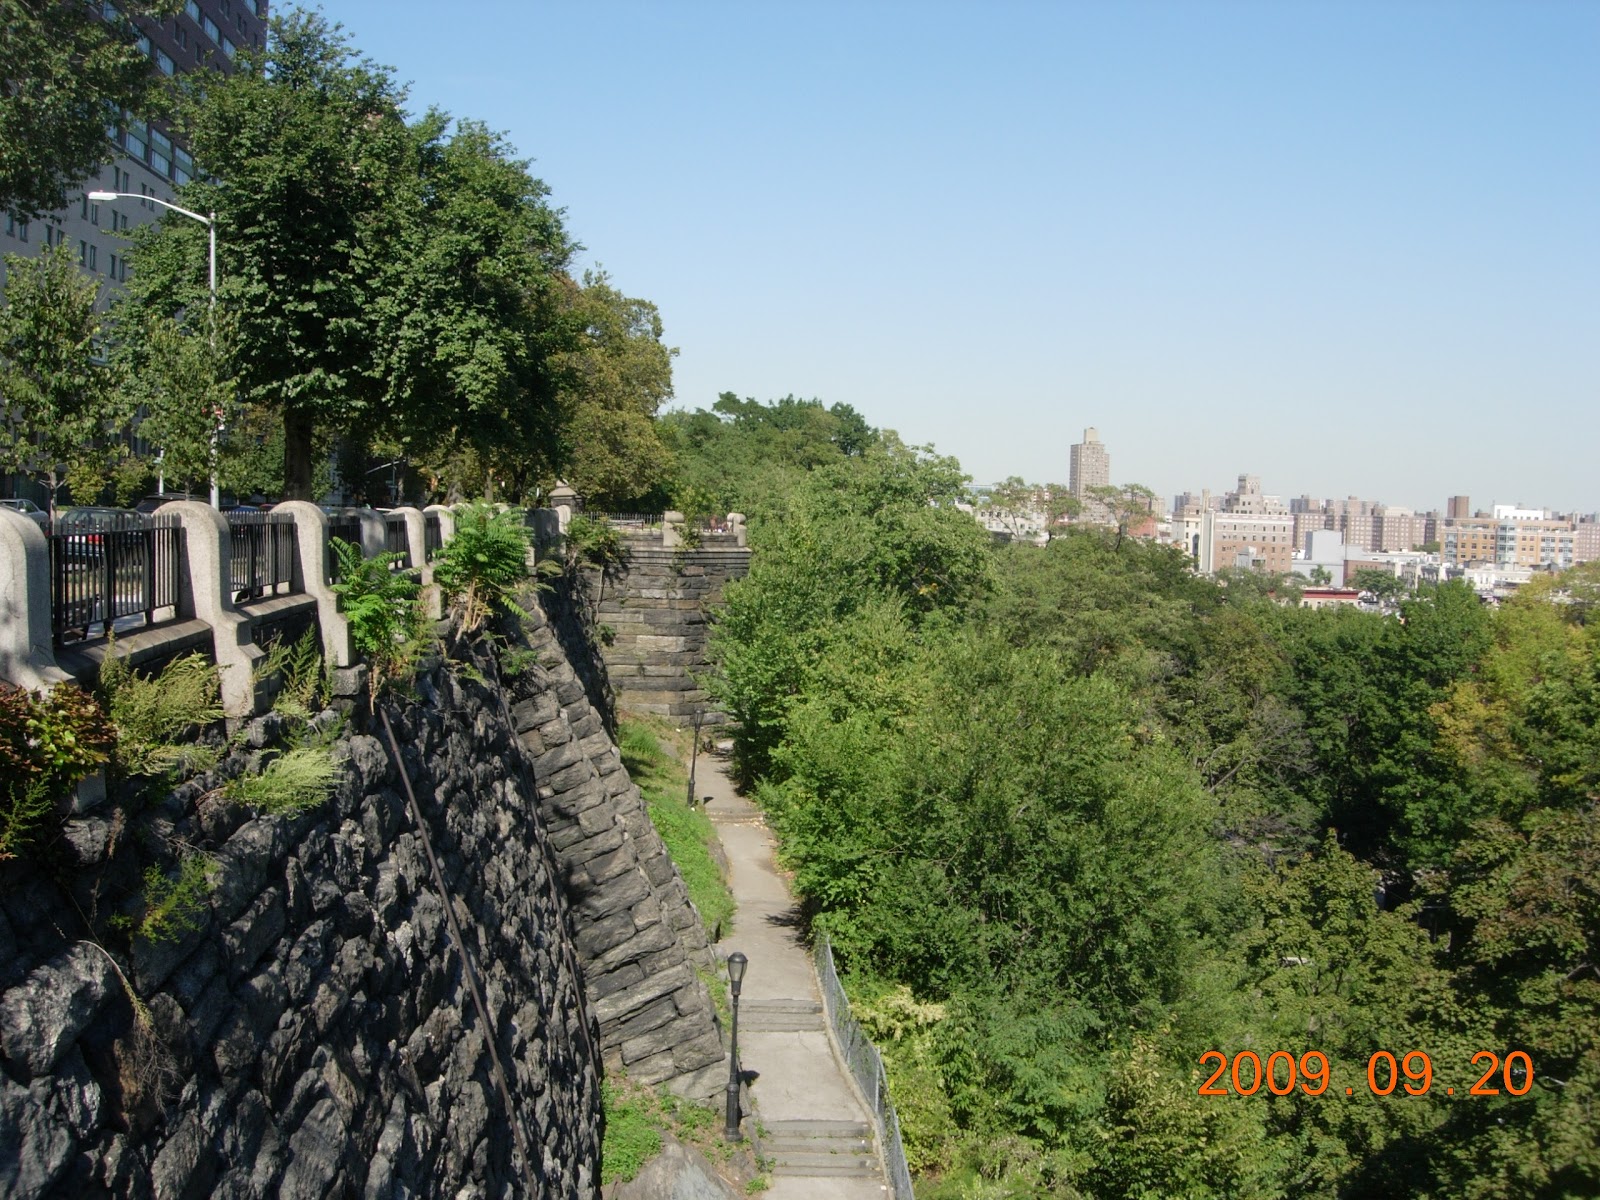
[701, 754, 889, 1200]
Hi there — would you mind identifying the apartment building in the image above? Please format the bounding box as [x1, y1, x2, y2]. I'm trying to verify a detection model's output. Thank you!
[0, 1, 267, 300]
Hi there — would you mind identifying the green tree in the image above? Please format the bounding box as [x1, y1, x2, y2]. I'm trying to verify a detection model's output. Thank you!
[0, 246, 128, 510]
[1351, 567, 1405, 602]
[372, 116, 574, 501]
[550, 271, 676, 507]
[123, 11, 425, 498]
[0, 0, 173, 220]
[1086, 480, 1158, 548]
[117, 309, 236, 493]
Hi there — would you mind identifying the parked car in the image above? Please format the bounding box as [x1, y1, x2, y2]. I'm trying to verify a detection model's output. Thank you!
[134, 493, 196, 515]
[0, 497, 50, 530]
[53, 507, 146, 564]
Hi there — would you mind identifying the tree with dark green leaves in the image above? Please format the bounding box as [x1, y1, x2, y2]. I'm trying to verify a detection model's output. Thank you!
[550, 271, 676, 507]
[120, 10, 416, 497]
[0, 0, 173, 220]
[0, 246, 128, 510]
[660, 392, 880, 517]
[372, 116, 575, 501]
[116, 309, 236, 493]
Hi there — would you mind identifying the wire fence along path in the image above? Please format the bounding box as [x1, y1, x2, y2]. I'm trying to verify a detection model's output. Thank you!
[813, 933, 917, 1200]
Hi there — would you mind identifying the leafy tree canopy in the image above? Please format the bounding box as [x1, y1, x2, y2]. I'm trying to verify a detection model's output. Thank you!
[0, 0, 174, 220]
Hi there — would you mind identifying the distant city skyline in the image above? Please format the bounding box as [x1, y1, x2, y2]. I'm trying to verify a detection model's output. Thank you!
[325, 1, 1597, 513]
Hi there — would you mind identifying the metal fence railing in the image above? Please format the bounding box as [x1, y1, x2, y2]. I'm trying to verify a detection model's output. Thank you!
[226, 512, 299, 601]
[590, 512, 662, 530]
[384, 514, 411, 569]
[49, 517, 185, 645]
[424, 512, 442, 562]
[813, 934, 916, 1200]
[325, 513, 363, 583]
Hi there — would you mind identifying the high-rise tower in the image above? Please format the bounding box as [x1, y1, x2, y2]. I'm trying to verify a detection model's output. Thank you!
[1069, 427, 1111, 501]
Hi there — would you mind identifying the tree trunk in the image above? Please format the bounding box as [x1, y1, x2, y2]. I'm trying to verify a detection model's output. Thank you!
[283, 407, 315, 500]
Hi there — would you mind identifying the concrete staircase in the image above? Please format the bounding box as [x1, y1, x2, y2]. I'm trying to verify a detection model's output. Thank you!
[762, 1119, 881, 1180]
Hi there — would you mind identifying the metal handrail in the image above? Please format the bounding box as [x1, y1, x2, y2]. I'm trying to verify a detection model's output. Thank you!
[813, 933, 916, 1200]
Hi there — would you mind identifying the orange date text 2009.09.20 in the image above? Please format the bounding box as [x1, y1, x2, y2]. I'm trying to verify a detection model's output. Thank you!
[1198, 1050, 1533, 1098]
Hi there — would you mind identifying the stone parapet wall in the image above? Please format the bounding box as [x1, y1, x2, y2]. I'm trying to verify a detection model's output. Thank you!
[587, 543, 752, 722]
[505, 593, 726, 1100]
[0, 656, 603, 1199]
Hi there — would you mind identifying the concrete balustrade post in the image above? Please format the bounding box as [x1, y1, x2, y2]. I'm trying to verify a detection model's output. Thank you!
[0, 507, 70, 690]
[392, 507, 438, 618]
[273, 501, 354, 668]
[527, 508, 562, 559]
[156, 502, 266, 717]
[662, 510, 686, 549]
[355, 509, 387, 559]
[424, 503, 456, 546]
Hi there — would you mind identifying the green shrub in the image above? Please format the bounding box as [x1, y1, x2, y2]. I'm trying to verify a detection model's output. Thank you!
[266, 629, 328, 721]
[116, 853, 216, 943]
[330, 539, 428, 700]
[224, 746, 339, 814]
[98, 650, 222, 776]
[431, 502, 534, 633]
[0, 682, 116, 857]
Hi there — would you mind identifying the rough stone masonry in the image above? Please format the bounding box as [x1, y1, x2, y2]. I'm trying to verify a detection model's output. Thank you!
[0, 649, 611, 1199]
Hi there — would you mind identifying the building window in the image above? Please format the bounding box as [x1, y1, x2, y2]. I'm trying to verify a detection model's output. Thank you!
[202, 14, 219, 41]
[126, 118, 148, 161]
[88, 245, 98, 271]
[155, 47, 174, 75]
[174, 26, 187, 48]
[185, 0, 200, 19]
[151, 129, 173, 178]
[220, 35, 235, 58]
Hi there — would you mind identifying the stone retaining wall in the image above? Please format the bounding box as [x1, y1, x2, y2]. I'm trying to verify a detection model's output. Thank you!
[505, 593, 725, 1100]
[0, 654, 603, 1199]
[586, 543, 751, 722]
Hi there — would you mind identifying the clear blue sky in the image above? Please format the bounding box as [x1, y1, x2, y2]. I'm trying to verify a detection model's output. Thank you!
[323, 0, 1597, 514]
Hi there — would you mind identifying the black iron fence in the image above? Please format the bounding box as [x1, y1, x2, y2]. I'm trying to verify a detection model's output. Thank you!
[325, 512, 363, 583]
[384, 513, 411, 569]
[49, 518, 185, 646]
[226, 512, 299, 602]
[424, 512, 442, 562]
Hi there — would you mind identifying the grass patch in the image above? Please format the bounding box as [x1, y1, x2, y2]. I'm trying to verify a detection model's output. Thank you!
[602, 1075, 768, 1191]
[618, 717, 735, 939]
[602, 1078, 663, 1185]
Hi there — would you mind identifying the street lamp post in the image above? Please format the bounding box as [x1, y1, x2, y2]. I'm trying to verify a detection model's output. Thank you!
[724, 951, 748, 1140]
[89, 191, 221, 508]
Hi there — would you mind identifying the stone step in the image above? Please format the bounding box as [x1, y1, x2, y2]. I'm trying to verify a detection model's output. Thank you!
[742, 999, 822, 1013]
[769, 1152, 881, 1177]
[739, 999, 825, 1032]
[763, 1119, 873, 1139]
[762, 1133, 874, 1154]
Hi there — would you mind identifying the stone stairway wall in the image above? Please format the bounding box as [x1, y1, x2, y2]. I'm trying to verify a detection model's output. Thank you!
[584, 542, 752, 722]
